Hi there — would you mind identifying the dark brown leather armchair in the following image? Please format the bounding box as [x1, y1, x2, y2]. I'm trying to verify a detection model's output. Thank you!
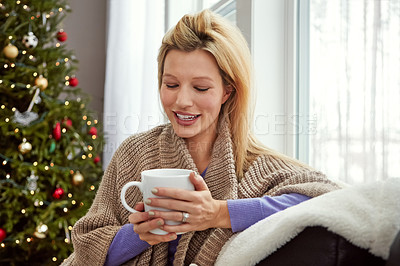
[257, 226, 399, 266]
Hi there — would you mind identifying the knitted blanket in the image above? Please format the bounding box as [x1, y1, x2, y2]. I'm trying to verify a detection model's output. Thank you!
[62, 120, 339, 265]
[215, 178, 400, 266]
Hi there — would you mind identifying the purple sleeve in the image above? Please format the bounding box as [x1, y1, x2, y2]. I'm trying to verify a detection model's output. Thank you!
[104, 224, 150, 266]
[227, 193, 310, 233]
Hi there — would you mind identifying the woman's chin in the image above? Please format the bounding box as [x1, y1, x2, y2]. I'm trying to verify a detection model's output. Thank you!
[174, 129, 198, 139]
[170, 123, 197, 138]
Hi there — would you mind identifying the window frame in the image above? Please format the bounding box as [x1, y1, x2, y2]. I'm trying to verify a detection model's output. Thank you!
[252, 0, 299, 159]
[296, 0, 310, 163]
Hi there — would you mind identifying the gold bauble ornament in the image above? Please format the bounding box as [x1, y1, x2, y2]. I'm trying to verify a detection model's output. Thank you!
[33, 223, 48, 239]
[35, 75, 48, 91]
[3, 44, 19, 59]
[72, 172, 84, 186]
[18, 138, 32, 154]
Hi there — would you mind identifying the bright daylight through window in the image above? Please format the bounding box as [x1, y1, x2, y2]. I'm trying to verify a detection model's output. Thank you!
[308, 0, 399, 184]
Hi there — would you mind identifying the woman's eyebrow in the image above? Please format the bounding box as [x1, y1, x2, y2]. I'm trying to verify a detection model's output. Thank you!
[162, 73, 177, 79]
[192, 76, 214, 82]
[163, 74, 214, 83]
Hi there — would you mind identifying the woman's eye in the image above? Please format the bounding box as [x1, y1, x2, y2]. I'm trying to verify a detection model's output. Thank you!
[166, 84, 178, 88]
[194, 87, 209, 92]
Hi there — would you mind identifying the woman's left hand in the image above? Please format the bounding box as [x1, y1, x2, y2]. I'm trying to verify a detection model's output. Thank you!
[144, 172, 231, 233]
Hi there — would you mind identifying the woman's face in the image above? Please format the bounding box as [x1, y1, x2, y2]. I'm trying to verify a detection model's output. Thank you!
[160, 49, 231, 144]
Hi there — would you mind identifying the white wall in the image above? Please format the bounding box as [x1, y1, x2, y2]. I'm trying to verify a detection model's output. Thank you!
[64, 0, 107, 119]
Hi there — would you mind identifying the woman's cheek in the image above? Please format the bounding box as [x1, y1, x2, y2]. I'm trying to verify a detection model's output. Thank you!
[160, 88, 172, 107]
[199, 95, 221, 114]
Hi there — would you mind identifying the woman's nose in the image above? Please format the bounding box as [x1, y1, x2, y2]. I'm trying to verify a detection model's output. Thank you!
[175, 86, 193, 107]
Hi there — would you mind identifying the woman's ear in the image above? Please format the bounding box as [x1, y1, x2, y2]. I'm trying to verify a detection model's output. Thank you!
[222, 85, 233, 104]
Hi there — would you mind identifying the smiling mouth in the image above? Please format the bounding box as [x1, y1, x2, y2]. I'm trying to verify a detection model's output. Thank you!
[174, 112, 200, 121]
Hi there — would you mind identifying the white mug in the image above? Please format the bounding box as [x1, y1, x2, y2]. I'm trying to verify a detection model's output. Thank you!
[121, 168, 194, 235]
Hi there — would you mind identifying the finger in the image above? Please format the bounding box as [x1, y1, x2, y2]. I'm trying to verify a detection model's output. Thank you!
[152, 173, 208, 200]
[162, 223, 192, 234]
[148, 210, 186, 223]
[128, 211, 151, 224]
[133, 218, 164, 234]
[134, 202, 144, 211]
[139, 231, 178, 245]
[151, 187, 194, 201]
[189, 172, 208, 191]
[145, 197, 191, 212]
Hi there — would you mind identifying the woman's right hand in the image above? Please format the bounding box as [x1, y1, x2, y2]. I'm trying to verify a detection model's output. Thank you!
[128, 202, 177, 245]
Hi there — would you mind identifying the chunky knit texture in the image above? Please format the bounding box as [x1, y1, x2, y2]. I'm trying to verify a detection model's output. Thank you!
[62, 120, 340, 266]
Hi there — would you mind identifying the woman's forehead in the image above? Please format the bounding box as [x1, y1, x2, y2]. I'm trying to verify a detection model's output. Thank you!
[163, 49, 221, 80]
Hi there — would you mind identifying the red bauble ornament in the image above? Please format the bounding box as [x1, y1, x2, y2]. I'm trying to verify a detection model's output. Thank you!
[88, 126, 97, 136]
[57, 30, 68, 42]
[0, 228, 6, 242]
[93, 155, 100, 164]
[53, 122, 61, 141]
[52, 187, 64, 199]
[62, 118, 72, 128]
[69, 77, 79, 87]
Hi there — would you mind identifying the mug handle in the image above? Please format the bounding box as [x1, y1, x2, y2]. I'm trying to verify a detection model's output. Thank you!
[121, 181, 142, 213]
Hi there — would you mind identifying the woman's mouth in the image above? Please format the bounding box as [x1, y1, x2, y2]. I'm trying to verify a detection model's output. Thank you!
[174, 112, 200, 125]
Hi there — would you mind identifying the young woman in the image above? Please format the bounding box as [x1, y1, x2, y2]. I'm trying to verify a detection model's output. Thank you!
[63, 9, 339, 266]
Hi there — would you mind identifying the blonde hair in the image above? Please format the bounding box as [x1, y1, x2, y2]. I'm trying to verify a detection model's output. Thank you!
[158, 9, 309, 178]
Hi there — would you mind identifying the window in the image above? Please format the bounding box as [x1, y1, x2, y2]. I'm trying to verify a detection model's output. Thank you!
[165, 0, 236, 30]
[301, 0, 400, 184]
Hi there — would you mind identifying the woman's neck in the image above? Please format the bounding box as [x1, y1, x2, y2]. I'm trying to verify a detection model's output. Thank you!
[185, 135, 216, 174]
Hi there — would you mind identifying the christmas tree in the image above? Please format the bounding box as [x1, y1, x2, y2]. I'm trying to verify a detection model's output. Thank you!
[0, 1, 104, 265]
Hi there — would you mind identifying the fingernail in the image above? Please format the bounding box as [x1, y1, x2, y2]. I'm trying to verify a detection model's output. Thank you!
[170, 234, 176, 240]
[151, 188, 158, 194]
[157, 220, 163, 226]
[144, 199, 151, 205]
[148, 211, 155, 216]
